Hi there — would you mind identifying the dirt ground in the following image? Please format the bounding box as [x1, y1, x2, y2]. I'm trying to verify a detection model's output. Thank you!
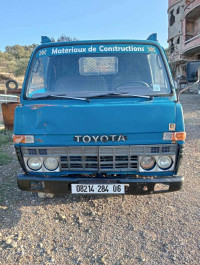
[0, 94, 200, 265]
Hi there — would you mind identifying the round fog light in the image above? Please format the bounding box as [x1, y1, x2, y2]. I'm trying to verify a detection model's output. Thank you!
[44, 157, 59, 171]
[140, 156, 156, 170]
[157, 156, 172, 170]
[27, 157, 42, 171]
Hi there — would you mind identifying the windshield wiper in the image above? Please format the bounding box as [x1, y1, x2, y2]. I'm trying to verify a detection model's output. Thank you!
[87, 92, 153, 99]
[31, 92, 153, 101]
[31, 94, 90, 102]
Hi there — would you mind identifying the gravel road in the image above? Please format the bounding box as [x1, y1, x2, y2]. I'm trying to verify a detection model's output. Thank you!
[0, 94, 200, 265]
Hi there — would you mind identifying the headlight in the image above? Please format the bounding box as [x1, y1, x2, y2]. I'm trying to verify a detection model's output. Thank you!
[157, 156, 173, 170]
[27, 157, 42, 171]
[140, 156, 156, 170]
[43, 157, 59, 171]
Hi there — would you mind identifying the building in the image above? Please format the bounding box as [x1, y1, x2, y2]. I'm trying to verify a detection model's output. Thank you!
[168, 0, 200, 77]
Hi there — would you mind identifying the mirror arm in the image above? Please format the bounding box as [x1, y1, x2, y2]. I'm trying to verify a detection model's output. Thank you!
[176, 70, 200, 102]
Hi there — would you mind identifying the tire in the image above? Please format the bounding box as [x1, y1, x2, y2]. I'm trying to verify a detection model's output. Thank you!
[6, 79, 18, 90]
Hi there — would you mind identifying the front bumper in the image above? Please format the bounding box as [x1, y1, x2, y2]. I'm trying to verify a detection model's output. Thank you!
[17, 174, 183, 195]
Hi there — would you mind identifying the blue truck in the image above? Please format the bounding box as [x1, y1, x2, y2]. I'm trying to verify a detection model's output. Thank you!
[13, 34, 188, 196]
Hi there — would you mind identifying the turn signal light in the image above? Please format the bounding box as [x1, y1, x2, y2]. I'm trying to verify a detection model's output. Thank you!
[172, 132, 186, 141]
[163, 132, 186, 141]
[13, 135, 34, 144]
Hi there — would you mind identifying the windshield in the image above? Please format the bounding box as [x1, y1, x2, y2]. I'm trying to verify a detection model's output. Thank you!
[26, 44, 171, 99]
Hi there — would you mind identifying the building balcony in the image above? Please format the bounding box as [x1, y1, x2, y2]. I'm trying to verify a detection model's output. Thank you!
[182, 34, 200, 55]
[184, 0, 200, 20]
[182, 0, 200, 52]
[185, 0, 200, 16]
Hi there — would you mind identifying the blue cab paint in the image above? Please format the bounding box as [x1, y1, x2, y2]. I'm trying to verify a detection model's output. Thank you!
[14, 36, 185, 195]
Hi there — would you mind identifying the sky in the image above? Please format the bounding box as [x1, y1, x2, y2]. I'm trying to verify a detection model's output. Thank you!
[0, 0, 169, 51]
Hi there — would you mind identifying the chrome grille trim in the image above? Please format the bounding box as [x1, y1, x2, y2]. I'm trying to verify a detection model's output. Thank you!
[21, 144, 177, 172]
[58, 146, 139, 172]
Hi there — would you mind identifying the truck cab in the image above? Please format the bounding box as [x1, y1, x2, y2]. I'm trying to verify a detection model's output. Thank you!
[13, 35, 186, 195]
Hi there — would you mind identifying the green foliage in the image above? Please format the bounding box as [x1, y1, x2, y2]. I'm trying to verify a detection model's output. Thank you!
[0, 130, 12, 146]
[51, 34, 77, 42]
[0, 35, 76, 77]
[0, 151, 11, 165]
[6, 59, 16, 75]
[13, 58, 30, 77]
[0, 51, 3, 63]
[4, 44, 37, 77]
[5, 44, 37, 60]
[0, 130, 12, 166]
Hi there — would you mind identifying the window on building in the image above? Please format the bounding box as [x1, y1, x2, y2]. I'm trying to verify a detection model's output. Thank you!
[169, 10, 175, 26]
[176, 7, 180, 14]
[185, 19, 197, 41]
[176, 37, 180, 44]
[170, 39, 175, 53]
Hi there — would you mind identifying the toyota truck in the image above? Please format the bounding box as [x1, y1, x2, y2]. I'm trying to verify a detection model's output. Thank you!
[13, 34, 187, 196]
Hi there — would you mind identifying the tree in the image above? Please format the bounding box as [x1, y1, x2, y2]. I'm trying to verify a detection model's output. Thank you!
[0, 51, 3, 64]
[0, 35, 76, 77]
[51, 34, 77, 42]
[13, 58, 30, 77]
[4, 44, 37, 76]
[5, 44, 37, 60]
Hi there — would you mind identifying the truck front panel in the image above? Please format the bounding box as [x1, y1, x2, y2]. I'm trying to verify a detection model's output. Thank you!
[14, 40, 185, 195]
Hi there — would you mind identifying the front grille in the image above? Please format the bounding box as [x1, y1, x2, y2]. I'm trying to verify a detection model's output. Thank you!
[21, 144, 177, 172]
[38, 149, 47, 155]
[162, 146, 171, 153]
[59, 147, 138, 171]
[27, 149, 37, 155]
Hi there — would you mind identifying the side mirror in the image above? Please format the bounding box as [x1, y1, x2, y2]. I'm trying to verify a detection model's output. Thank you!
[187, 61, 200, 82]
[176, 61, 200, 101]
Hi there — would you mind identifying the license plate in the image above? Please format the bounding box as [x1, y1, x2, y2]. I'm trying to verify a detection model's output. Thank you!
[71, 184, 125, 194]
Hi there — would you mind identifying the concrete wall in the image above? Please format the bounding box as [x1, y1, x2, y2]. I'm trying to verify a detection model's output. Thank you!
[168, 0, 184, 60]
[168, 1, 184, 38]
[169, 0, 182, 7]
[182, 34, 200, 54]
[182, 1, 200, 53]
[185, 0, 200, 11]
[168, 0, 200, 77]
